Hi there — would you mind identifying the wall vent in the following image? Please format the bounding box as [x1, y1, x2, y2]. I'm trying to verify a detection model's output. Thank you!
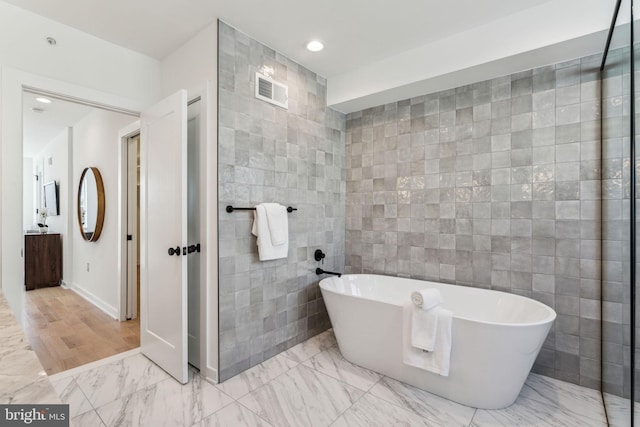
[255, 72, 288, 109]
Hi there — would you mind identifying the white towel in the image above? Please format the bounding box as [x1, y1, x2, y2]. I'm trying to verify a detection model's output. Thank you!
[411, 288, 443, 351]
[411, 306, 439, 352]
[411, 289, 443, 310]
[402, 304, 453, 376]
[251, 204, 288, 261]
[262, 203, 288, 246]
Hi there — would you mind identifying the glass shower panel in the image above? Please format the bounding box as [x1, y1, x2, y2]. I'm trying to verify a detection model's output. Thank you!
[634, 0, 640, 422]
[602, 1, 632, 425]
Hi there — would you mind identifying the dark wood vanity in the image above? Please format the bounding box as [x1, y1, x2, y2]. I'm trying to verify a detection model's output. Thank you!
[24, 233, 62, 291]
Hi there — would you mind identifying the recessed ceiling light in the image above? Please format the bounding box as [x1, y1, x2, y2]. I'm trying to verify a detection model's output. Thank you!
[306, 40, 324, 52]
[36, 97, 52, 104]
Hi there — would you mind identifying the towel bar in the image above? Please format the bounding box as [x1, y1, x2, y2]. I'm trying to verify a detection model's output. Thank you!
[226, 205, 297, 213]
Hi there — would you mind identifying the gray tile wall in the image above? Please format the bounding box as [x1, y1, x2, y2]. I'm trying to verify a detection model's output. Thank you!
[217, 22, 346, 381]
[601, 47, 631, 398]
[345, 54, 603, 389]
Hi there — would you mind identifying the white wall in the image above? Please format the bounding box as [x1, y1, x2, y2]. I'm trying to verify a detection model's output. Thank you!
[32, 128, 72, 284]
[22, 157, 34, 230]
[161, 23, 216, 97]
[37, 129, 69, 234]
[327, 0, 614, 112]
[0, 0, 162, 319]
[161, 21, 218, 382]
[70, 109, 135, 318]
[0, 2, 161, 104]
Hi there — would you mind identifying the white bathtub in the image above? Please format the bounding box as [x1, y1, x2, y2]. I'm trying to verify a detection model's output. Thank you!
[319, 274, 556, 409]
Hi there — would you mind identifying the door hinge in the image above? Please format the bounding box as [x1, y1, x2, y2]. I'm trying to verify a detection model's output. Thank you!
[127, 234, 133, 241]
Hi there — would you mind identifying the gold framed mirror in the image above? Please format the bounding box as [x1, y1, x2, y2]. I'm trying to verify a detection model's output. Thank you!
[77, 167, 105, 242]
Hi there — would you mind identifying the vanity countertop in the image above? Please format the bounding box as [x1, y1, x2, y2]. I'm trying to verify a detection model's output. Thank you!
[0, 290, 59, 404]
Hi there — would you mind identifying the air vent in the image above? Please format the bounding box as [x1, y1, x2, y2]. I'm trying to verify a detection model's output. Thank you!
[255, 72, 288, 109]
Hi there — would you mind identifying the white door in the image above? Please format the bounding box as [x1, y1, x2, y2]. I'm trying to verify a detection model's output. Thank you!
[140, 90, 188, 384]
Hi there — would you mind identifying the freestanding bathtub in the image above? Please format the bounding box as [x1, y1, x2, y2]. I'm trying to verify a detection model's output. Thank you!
[319, 274, 556, 409]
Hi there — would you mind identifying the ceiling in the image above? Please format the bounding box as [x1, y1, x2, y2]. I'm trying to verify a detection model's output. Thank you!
[10, 0, 614, 143]
[23, 92, 93, 157]
[4, 0, 554, 77]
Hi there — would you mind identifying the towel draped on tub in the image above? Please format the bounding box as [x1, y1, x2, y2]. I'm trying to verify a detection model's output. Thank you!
[403, 288, 453, 376]
[410, 289, 444, 351]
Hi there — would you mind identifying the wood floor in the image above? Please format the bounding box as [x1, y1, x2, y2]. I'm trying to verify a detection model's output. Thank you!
[22, 286, 140, 375]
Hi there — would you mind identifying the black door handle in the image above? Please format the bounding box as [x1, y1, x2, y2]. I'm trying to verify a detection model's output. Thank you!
[168, 246, 181, 256]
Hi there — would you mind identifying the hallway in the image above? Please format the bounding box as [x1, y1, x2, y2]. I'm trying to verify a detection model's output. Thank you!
[23, 286, 139, 375]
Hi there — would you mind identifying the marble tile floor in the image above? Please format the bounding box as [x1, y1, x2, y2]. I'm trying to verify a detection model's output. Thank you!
[50, 330, 608, 427]
[603, 393, 640, 427]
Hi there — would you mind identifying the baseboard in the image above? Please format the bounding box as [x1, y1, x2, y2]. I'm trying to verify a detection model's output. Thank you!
[65, 282, 118, 320]
[203, 365, 219, 384]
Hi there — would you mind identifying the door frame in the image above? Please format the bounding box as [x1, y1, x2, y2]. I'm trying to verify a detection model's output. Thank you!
[194, 82, 218, 384]
[1, 67, 143, 322]
[117, 120, 141, 322]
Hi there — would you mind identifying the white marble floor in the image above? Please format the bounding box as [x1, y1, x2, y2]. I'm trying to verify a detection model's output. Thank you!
[49, 330, 608, 427]
[603, 393, 640, 427]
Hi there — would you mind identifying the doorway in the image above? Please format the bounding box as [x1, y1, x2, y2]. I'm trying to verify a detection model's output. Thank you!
[120, 97, 204, 373]
[124, 134, 141, 321]
[3, 70, 216, 384]
[21, 89, 141, 375]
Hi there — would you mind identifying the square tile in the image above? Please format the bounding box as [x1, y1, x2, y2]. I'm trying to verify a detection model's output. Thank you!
[71, 410, 105, 427]
[471, 395, 606, 427]
[216, 353, 299, 400]
[198, 402, 273, 427]
[369, 377, 475, 426]
[521, 373, 605, 423]
[603, 393, 640, 427]
[302, 347, 381, 391]
[74, 353, 170, 408]
[332, 393, 447, 427]
[282, 330, 337, 363]
[96, 372, 233, 427]
[51, 376, 93, 418]
[239, 364, 363, 427]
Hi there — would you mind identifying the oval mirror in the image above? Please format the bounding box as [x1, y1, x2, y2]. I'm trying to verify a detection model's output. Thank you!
[77, 167, 105, 242]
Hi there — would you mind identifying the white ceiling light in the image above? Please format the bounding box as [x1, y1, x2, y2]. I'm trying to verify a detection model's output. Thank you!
[36, 97, 52, 104]
[306, 40, 324, 52]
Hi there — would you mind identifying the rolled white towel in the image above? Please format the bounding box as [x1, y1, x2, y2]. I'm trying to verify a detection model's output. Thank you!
[411, 289, 443, 311]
